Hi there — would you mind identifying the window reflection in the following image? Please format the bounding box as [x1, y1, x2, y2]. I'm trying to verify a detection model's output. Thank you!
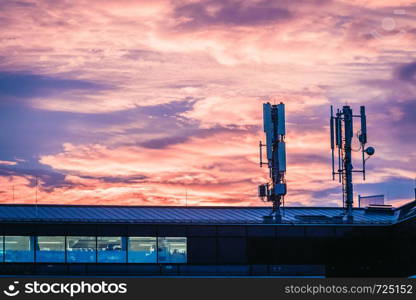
[158, 237, 187, 263]
[67, 236, 96, 263]
[0, 236, 3, 262]
[0, 235, 188, 264]
[36, 236, 65, 263]
[128, 237, 156, 263]
[5, 236, 34, 262]
[97, 237, 126, 263]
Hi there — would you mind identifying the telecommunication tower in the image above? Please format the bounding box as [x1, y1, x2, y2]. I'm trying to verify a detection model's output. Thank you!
[258, 102, 287, 223]
[330, 105, 375, 222]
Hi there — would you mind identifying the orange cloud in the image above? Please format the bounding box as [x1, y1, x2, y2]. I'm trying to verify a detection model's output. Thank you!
[0, 0, 414, 208]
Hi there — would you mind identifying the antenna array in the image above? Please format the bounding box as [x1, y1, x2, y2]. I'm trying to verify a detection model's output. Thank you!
[258, 102, 287, 223]
[330, 105, 375, 222]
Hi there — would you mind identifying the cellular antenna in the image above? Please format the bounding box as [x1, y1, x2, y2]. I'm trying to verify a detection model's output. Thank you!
[330, 105, 375, 222]
[258, 102, 287, 223]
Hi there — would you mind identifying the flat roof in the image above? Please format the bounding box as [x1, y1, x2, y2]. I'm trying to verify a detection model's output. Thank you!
[0, 202, 408, 225]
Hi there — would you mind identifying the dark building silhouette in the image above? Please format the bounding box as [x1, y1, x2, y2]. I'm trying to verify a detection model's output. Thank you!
[0, 202, 414, 277]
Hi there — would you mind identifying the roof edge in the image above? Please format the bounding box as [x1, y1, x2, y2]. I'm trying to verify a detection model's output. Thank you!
[0, 203, 362, 210]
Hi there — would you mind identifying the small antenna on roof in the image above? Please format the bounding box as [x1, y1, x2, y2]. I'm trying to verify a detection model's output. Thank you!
[35, 175, 38, 218]
[414, 177, 416, 200]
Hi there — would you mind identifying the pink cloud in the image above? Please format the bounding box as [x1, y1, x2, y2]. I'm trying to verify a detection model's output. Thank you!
[34, 128, 343, 206]
[0, 160, 17, 166]
[0, 0, 414, 208]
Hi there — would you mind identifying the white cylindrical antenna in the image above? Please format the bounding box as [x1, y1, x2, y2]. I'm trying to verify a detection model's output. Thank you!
[336, 115, 342, 146]
[263, 103, 273, 160]
[330, 106, 335, 180]
[278, 141, 286, 172]
[360, 106, 367, 144]
[330, 106, 335, 150]
[263, 103, 272, 132]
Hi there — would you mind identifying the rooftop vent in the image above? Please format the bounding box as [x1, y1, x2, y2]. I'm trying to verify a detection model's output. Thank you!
[364, 204, 394, 215]
[295, 215, 329, 221]
[358, 194, 384, 208]
[295, 214, 344, 223]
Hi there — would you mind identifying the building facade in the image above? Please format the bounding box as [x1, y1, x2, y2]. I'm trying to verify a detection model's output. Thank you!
[0, 203, 414, 277]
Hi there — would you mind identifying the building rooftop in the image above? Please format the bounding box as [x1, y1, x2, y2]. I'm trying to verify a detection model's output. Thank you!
[0, 202, 412, 225]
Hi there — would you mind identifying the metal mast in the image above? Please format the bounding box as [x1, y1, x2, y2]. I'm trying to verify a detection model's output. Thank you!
[330, 105, 375, 222]
[258, 102, 287, 223]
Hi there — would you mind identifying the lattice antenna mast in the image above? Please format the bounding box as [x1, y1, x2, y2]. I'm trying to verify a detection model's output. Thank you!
[258, 102, 287, 223]
[330, 105, 375, 222]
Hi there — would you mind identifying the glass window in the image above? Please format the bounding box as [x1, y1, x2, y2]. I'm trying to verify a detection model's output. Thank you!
[67, 236, 96, 263]
[36, 236, 65, 263]
[5, 236, 34, 262]
[0, 236, 3, 262]
[128, 237, 156, 263]
[97, 237, 126, 263]
[158, 237, 187, 263]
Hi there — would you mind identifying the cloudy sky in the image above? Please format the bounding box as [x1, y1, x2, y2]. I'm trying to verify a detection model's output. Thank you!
[0, 0, 415, 207]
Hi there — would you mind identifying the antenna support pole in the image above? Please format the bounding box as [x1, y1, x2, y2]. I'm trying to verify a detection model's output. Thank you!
[343, 106, 354, 221]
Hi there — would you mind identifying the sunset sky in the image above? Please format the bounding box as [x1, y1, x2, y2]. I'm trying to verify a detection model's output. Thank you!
[0, 0, 415, 207]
